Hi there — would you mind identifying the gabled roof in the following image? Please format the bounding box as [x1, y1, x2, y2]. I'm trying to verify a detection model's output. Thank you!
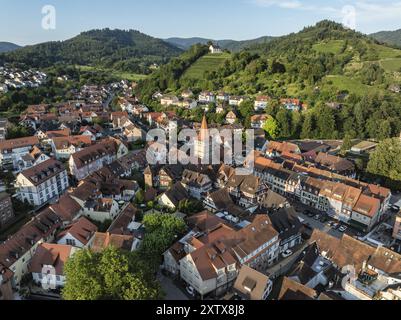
[232, 215, 279, 262]
[57, 217, 97, 245]
[277, 277, 317, 300]
[19, 159, 66, 187]
[186, 211, 226, 233]
[29, 243, 75, 275]
[315, 152, 355, 172]
[268, 207, 302, 241]
[71, 140, 118, 169]
[0, 208, 61, 268]
[50, 194, 82, 222]
[0, 136, 39, 152]
[163, 182, 189, 207]
[91, 232, 134, 253]
[262, 190, 287, 209]
[234, 265, 271, 300]
[309, 230, 375, 274]
[108, 203, 137, 235]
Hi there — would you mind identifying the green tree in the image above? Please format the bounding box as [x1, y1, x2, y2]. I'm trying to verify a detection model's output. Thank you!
[301, 113, 316, 139]
[316, 105, 336, 139]
[135, 189, 145, 204]
[262, 116, 279, 139]
[142, 213, 186, 235]
[139, 213, 186, 271]
[62, 247, 161, 300]
[340, 134, 353, 156]
[367, 138, 401, 182]
[276, 109, 292, 138]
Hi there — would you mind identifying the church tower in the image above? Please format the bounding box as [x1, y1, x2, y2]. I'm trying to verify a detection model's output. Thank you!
[195, 115, 211, 162]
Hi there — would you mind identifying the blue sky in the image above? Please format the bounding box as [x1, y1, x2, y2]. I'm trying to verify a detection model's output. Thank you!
[1, 0, 401, 45]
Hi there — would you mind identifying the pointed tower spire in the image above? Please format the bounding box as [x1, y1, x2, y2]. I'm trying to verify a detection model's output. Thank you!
[199, 114, 209, 141]
[201, 114, 208, 130]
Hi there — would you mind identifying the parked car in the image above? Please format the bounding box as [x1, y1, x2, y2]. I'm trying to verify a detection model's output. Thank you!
[332, 223, 339, 230]
[186, 286, 195, 297]
[282, 250, 293, 258]
[305, 210, 314, 217]
[391, 205, 400, 212]
[338, 225, 348, 233]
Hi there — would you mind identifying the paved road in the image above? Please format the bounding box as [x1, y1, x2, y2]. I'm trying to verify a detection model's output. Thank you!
[158, 273, 189, 301]
[291, 202, 345, 239]
[297, 210, 345, 239]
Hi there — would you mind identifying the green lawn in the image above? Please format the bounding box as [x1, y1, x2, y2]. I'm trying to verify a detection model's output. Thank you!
[369, 43, 401, 59]
[182, 53, 231, 80]
[313, 40, 345, 55]
[323, 75, 378, 96]
[76, 65, 148, 81]
[380, 58, 401, 72]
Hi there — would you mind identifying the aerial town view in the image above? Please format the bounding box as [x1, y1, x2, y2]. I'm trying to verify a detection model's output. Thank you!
[1, 0, 401, 312]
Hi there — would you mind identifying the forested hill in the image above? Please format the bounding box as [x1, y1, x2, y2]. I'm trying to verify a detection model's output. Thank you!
[165, 36, 275, 52]
[137, 20, 401, 142]
[0, 29, 182, 74]
[0, 42, 21, 53]
[371, 29, 401, 47]
[139, 20, 401, 98]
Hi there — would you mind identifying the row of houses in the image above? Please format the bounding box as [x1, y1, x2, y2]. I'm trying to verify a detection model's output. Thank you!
[162, 211, 282, 298]
[0, 146, 147, 299]
[251, 155, 391, 232]
[154, 89, 305, 112]
[0, 67, 47, 92]
[17, 138, 143, 210]
[286, 229, 401, 300]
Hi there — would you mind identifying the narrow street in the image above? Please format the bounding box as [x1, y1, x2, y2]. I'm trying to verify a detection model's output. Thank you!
[157, 273, 189, 301]
[265, 243, 309, 278]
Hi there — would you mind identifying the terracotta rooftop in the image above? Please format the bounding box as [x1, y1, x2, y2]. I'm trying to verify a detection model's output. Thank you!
[57, 217, 98, 246]
[0, 208, 61, 268]
[0, 136, 39, 152]
[91, 232, 134, 253]
[234, 265, 271, 300]
[19, 159, 66, 187]
[29, 243, 75, 275]
[50, 194, 82, 222]
[278, 277, 317, 300]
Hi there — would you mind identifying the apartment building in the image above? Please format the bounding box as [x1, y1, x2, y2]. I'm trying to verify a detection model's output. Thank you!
[165, 212, 280, 298]
[51, 135, 92, 160]
[181, 169, 213, 200]
[15, 159, 69, 207]
[0, 208, 61, 289]
[253, 155, 390, 232]
[0, 136, 40, 170]
[69, 139, 126, 180]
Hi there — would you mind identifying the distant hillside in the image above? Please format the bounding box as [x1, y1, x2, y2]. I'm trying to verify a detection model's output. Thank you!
[371, 29, 401, 47]
[182, 52, 232, 80]
[165, 36, 275, 52]
[0, 29, 182, 74]
[139, 20, 401, 143]
[0, 42, 21, 53]
[145, 21, 401, 98]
